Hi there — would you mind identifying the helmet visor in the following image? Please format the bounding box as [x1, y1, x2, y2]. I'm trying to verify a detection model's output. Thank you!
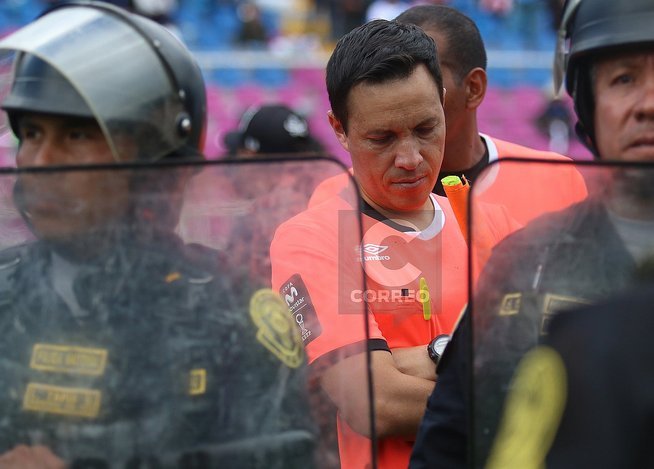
[0, 5, 186, 162]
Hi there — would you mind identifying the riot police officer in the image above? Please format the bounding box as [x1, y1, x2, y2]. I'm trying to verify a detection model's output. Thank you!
[410, 0, 654, 467]
[0, 2, 313, 467]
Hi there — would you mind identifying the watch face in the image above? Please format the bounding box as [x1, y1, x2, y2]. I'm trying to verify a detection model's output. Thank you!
[433, 335, 450, 356]
[429, 334, 451, 364]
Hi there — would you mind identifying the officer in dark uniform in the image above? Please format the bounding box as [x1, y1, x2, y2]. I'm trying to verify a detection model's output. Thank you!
[486, 279, 654, 469]
[0, 2, 314, 467]
[409, 0, 654, 467]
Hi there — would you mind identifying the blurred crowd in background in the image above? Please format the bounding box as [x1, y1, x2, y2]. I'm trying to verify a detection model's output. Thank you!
[0, 0, 589, 162]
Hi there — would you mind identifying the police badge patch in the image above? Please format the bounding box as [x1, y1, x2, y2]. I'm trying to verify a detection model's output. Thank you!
[249, 288, 305, 368]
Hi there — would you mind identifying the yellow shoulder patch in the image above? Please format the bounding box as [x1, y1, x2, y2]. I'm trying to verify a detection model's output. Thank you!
[498, 293, 522, 316]
[249, 288, 304, 368]
[486, 346, 567, 469]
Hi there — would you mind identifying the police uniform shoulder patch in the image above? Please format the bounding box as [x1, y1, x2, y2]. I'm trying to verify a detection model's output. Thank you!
[249, 288, 305, 368]
[486, 345, 567, 469]
[498, 292, 522, 316]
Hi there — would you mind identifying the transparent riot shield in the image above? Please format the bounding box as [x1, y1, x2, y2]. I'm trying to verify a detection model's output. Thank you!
[468, 158, 654, 468]
[0, 156, 375, 468]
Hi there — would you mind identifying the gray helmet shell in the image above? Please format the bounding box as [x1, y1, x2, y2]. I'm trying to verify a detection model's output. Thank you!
[0, 1, 207, 160]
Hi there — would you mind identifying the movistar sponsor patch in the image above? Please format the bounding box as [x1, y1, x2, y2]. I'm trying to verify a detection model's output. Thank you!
[279, 275, 322, 347]
[30, 344, 107, 376]
[23, 382, 102, 418]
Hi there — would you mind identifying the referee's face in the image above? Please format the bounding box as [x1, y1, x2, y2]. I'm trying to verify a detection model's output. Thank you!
[328, 64, 445, 215]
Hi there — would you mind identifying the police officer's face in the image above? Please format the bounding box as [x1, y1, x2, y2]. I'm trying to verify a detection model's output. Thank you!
[594, 50, 654, 162]
[16, 114, 118, 166]
[14, 113, 131, 240]
[329, 64, 446, 215]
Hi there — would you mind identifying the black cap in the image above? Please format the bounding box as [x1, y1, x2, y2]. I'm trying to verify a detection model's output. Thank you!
[224, 104, 322, 155]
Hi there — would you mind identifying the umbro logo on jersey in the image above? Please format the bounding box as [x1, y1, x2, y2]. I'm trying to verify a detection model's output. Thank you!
[358, 244, 391, 261]
[363, 244, 388, 255]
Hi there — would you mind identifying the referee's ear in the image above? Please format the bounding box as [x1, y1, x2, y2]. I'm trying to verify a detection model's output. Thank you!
[328, 110, 349, 153]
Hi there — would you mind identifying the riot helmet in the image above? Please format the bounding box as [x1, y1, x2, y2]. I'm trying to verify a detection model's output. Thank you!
[554, 0, 654, 155]
[0, 1, 207, 162]
[2, 54, 94, 123]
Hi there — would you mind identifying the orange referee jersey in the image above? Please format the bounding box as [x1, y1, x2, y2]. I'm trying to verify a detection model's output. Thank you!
[271, 191, 470, 469]
[475, 135, 587, 226]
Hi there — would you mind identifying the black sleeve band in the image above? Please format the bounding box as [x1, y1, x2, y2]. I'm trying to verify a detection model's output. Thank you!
[310, 338, 390, 375]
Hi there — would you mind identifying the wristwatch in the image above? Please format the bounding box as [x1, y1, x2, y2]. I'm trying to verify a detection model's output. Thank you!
[427, 334, 451, 366]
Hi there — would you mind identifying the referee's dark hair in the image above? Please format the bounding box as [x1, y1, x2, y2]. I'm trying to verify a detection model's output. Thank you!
[396, 4, 487, 84]
[326, 19, 443, 132]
